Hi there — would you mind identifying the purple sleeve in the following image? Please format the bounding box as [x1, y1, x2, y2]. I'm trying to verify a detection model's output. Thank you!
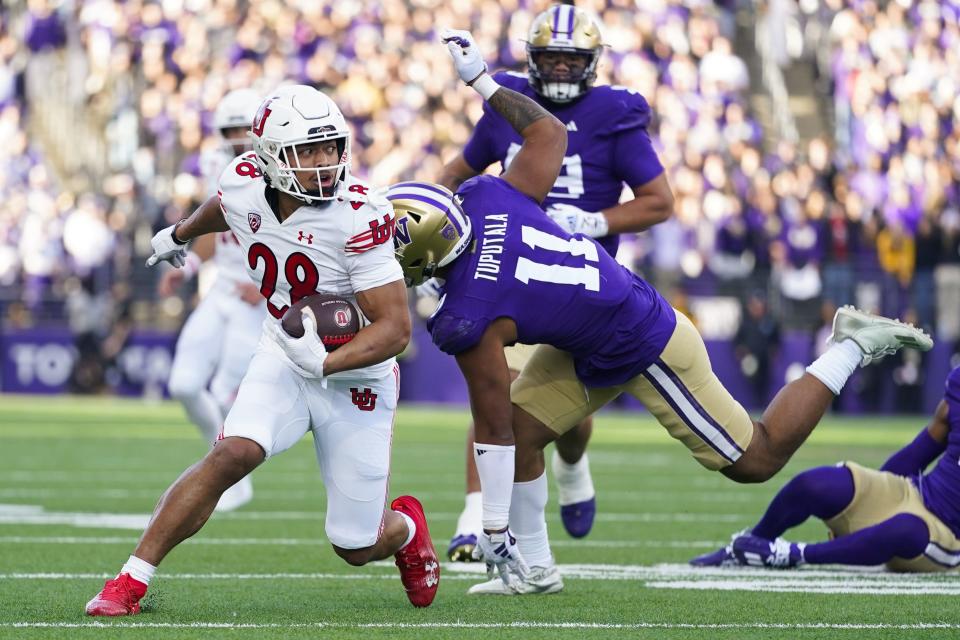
[462, 111, 500, 173]
[880, 427, 946, 477]
[611, 125, 664, 188]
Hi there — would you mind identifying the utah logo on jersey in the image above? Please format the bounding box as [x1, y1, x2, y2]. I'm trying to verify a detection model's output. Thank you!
[248, 212, 262, 233]
[346, 214, 395, 254]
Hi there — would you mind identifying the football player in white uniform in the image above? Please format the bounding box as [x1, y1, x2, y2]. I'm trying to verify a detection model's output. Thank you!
[158, 88, 264, 513]
[86, 85, 440, 615]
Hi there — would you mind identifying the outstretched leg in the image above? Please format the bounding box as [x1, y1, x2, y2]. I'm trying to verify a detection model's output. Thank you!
[85, 437, 264, 616]
[725, 309, 931, 482]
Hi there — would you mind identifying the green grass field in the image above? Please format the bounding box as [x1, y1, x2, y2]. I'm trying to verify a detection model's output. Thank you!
[1, 395, 958, 639]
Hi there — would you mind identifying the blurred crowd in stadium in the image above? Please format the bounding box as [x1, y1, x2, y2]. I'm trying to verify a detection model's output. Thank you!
[1, 0, 958, 347]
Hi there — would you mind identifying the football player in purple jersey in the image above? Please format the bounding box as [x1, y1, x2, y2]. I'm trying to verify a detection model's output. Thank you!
[390, 29, 932, 595]
[437, 4, 675, 559]
[692, 366, 960, 572]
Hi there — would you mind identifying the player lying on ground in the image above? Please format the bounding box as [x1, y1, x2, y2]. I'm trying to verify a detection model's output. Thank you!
[691, 366, 960, 571]
[158, 88, 265, 512]
[389, 30, 933, 595]
[85, 85, 439, 616]
[436, 5, 674, 558]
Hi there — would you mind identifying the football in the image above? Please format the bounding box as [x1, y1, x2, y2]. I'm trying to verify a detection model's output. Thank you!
[280, 293, 362, 351]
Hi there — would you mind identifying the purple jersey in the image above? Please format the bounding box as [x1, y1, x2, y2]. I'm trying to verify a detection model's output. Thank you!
[427, 175, 676, 388]
[922, 367, 960, 537]
[462, 72, 664, 257]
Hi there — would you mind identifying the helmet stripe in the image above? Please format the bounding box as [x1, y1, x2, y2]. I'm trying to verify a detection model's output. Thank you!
[390, 181, 452, 199]
[565, 6, 575, 36]
[552, 6, 561, 37]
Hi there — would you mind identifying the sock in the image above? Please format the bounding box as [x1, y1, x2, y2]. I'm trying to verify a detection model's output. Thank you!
[551, 450, 595, 505]
[510, 473, 554, 568]
[119, 555, 156, 586]
[473, 442, 515, 531]
[177, 390, 223, 444]
[751, 465, 854, 539]
[803, 514, 929, 565]
[455, 492, 483, 536]
[805, 340, 862, 394]
[395, 511, 416, 549]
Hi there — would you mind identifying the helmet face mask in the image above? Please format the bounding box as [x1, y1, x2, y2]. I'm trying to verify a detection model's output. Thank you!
[250, 85, 351, 204]
[386, 182, 473, 287]
[526, 6, 604, 103]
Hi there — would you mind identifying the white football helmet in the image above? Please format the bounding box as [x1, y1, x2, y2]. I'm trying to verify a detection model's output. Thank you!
[250, 85, 351, 204]
[213, 88, 260, 153]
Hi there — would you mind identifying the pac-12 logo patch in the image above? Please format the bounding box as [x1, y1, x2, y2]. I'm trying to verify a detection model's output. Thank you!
[248, 212, 262, 233]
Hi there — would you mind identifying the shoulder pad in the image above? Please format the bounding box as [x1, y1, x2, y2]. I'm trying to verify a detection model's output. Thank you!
[492, 71, 529, 91]
[592, 85, 653, 136]
[429, 311, 486, 355]
[218, 152, 264, 192]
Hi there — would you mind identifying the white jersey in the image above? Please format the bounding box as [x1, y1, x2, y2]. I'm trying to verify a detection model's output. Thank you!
[201, 148, 249, 285]
[217, 152, 403, 381]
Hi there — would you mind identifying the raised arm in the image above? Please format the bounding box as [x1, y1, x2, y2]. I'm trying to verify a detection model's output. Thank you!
[880, 400, 949, 477]
[441, 29, 566, 203]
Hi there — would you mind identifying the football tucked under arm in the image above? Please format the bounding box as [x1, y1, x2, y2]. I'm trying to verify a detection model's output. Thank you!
[280, 294, 363, 351]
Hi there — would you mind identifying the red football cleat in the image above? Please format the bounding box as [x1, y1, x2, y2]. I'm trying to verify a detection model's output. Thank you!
[391, 495, 440, 607]
[85, 573, 147, 616]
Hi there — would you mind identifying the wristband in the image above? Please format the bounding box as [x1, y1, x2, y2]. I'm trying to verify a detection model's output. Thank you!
[171, 220, 189, 245]
[469, 73, 500, 101]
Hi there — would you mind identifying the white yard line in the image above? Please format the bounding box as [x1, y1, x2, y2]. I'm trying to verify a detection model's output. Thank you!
[4, 564, 958, 595]
[3, 622, 959, 630]
[0, 535, 721, 548]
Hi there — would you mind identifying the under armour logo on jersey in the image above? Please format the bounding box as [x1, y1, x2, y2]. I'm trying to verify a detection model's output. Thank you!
[298, 231, 313, 244]
[566, 121, 578, 132]
[350, 387, 378, 411]
[248, 212, 262, 233]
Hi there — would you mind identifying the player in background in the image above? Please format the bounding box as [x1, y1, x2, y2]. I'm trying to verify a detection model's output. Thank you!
[691, 366, 960, 572]
[85, 85, 439, 616]
[389, 30, 932, 595]
[158, 88, 264, 512]
[437, 4, 674, 560]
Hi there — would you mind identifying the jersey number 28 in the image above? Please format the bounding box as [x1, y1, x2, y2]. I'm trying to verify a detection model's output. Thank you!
[248, 243, 319, 319]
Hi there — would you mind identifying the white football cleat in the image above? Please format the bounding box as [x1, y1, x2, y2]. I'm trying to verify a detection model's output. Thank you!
[466, 565, 563, 596]
[829, 306, 933, 366]
[215, 476, 253, 512]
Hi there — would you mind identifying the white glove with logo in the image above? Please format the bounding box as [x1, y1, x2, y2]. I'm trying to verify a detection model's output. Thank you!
[440, 28, 487, 85]
[146, 223, 189, 267]
[546, 203, 610, 239]
[473, 529, 529, 587]
[266, 314, 328, 379]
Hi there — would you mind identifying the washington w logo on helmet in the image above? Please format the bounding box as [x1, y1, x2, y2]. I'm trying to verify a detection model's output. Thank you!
[385, 182, 473, 287]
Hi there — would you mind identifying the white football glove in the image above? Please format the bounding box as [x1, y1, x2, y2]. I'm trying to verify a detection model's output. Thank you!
[266, 314, 328, 379]
[440, 28, 487, 85]
[546, 204, 610, 239]
[146, 223, 189, 268]
[472, 529, 529, 587]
